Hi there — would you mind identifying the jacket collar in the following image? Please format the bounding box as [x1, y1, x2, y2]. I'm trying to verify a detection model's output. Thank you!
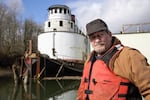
[112, 36, 122, 45]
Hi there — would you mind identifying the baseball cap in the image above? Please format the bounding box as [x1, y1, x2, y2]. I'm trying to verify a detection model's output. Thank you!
[86, 19, 108, 36]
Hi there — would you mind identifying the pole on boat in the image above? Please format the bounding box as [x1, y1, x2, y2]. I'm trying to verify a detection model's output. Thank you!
[52, 28, 57, 56]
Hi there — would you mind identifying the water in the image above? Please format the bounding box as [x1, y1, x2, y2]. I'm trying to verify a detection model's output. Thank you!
[0, 76, 80, 100]
[0, 76, 145, 100]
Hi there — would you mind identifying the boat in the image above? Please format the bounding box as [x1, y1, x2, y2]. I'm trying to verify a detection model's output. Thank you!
[113, 23, 150, 64]
[12, 5, 89, 81]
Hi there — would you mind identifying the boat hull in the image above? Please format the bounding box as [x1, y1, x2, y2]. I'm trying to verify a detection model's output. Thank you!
[12, 54, 84, 81]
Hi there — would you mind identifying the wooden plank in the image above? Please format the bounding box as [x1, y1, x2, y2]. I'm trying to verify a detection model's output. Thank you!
[42, 76, 81, 80]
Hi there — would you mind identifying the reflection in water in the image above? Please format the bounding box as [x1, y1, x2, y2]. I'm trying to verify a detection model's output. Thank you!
[0, 76, 80, 100]
[48, 90, 77, 100]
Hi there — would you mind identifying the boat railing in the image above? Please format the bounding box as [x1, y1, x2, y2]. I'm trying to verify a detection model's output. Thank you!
[121, 23, 150, 34]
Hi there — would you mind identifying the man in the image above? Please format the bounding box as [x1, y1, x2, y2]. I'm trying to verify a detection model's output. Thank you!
[77, 19, 150, 100]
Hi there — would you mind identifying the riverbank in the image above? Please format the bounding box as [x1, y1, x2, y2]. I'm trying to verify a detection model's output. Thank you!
[0, 68, 13, 77]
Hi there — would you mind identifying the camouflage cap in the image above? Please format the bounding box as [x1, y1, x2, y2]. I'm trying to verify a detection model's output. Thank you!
[86, 19, 108, 36]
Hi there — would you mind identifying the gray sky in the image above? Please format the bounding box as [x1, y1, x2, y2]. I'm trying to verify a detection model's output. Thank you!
[3, 0, 150, 33]
[67, 0, 150, 33]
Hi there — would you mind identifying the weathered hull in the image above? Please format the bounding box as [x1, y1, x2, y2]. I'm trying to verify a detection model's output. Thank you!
[34, 55, 84, 78]
[12, 54, 84, 81]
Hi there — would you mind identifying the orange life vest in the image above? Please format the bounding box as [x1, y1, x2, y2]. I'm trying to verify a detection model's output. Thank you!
[83, 60, 130, 100]
[78, 45, 131, 100]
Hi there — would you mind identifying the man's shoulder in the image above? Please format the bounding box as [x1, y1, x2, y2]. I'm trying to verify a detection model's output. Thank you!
[120, 46, 144, 58]
[123, 46, 135, 50]
[122, 46, 140, 53]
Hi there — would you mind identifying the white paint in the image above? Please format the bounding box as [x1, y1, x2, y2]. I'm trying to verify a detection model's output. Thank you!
[38, 32, 88, 60]
[38, 5, 89, 61]
[114, 33, 150, 63]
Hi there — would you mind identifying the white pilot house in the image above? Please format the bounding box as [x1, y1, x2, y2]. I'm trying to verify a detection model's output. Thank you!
[38, 5, 88, 61]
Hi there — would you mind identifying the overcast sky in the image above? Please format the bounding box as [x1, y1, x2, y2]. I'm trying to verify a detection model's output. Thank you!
[3, 0, 150, 33]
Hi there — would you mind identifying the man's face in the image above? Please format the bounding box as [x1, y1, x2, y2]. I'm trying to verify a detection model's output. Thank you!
[89, 31, 112, 56]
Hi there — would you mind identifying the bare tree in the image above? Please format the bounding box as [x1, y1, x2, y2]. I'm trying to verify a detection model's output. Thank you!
[23, 19, 43, 52]
[0, 3, 8, 54]
[0, 2, 43, 67]
[0, 2, 43, 57]
[0, 2, 23, 56]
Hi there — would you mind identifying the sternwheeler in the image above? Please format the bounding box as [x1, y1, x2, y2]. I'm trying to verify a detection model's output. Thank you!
[12, 5, 89, 81]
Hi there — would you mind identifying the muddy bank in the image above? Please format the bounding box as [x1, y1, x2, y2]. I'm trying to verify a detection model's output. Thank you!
[0, 68, 13, 77]
[0, 55, 22, 77]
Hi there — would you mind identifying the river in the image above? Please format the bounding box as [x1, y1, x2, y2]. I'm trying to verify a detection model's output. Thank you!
[0, 70, 145, 100]
[0, 75, 80, 100]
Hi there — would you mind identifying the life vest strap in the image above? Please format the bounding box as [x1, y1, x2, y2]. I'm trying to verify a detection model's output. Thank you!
[84, 77, 89, 82]
[85, 89, 93, 94]
[118, 94, 127, 98]
[118, 82, 130, 98]
[120, 82, 130, 86]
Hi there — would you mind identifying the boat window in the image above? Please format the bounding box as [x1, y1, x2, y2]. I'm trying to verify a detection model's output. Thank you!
[64, 9, 66, 14]
[71, 22, 73, 28]
[60, 21, 63, 26]
[51, 9, 53, 14]
[59, 8, 62, 13]
[55, 9, 57, 13]
[48, 22, 51, 27]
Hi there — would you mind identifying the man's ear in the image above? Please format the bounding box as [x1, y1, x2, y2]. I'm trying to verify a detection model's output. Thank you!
[108, 30, 112, 36]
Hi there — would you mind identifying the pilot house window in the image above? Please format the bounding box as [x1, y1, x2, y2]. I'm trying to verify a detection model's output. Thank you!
[48, 22, 51, 27]
[60, 21, 63, 26]
[64, 9, 66, 14]
[54, 9, 57, 13]
[71, 22, 73, 28]
[59, 8, 62, 13]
